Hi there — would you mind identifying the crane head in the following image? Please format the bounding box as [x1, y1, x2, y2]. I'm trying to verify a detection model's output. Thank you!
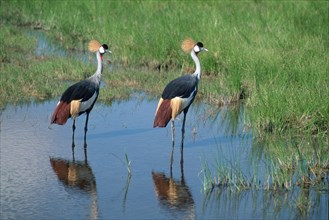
[194, 42, 208, 54]
[181, 38, 208, 54]
[88, 40, 112, 54]
[99, 44, 111, 54]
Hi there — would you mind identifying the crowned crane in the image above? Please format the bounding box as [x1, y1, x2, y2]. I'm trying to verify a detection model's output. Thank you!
[153, 38, 207, 164]
[51, 40, 111, 148]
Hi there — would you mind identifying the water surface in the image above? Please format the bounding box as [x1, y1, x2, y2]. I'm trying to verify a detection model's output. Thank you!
[1, 95, 328, 219]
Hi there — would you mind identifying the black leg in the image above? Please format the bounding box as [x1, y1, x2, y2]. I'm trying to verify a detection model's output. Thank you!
[180, 112, 187, 167]
[180, 153, 185, 185]
[181, 111, 187, 134]
[84, 112, 90, 148]
[72, 119, 76, 149]
[72, 146, 75, 162]
[84, 146, 88, 162]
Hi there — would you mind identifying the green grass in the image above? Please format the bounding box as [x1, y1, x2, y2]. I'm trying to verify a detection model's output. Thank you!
[201, 135, 328, 192]
[0, 0, 328, 137]
[255, 136, 328, 189]
[0, 24, 92, 106]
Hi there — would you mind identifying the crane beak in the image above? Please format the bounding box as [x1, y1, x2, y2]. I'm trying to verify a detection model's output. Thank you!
[107, 50, 112, 54]
[202, 48, 208, 52]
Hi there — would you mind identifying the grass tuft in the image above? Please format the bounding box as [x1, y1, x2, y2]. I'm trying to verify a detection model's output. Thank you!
[201, 135, 328, 192]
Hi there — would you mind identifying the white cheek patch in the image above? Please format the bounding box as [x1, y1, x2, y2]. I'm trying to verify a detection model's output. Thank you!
[99, 47, 105, 53]
[193, 45, 200, 53]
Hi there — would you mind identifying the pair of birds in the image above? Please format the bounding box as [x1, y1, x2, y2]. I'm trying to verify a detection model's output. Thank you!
[51, 38, 208, 149]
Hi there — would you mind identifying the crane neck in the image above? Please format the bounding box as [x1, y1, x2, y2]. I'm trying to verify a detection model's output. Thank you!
[90, 51, 103, 84]
[191, 50, 201, 80]
[95, 52, 103, 75]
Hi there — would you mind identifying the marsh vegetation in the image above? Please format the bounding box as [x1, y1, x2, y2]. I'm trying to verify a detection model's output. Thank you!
[0, 1, 328, 214]
[1, 1, 328, 136]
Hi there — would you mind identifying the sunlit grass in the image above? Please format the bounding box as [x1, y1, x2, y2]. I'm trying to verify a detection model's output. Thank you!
[0, 0, 328, 137]
[0, 26, 90, 106]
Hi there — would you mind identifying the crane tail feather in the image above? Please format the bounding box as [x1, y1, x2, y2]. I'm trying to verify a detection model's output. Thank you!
[154, 99, 172, 128]
[51, 101, 71, 125]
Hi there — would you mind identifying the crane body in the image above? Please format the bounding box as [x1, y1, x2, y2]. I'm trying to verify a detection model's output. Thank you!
[51, 40, 111, 148]
[51, 80, 99, 125]
[154, 74, 198, 128]
[153, 38, 207, 165]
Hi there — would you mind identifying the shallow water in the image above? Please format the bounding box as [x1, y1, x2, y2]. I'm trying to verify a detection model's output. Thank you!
[1, 94, 328, 219]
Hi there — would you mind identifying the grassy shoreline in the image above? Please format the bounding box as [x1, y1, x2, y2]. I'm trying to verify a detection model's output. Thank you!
[1, 0, 328, 138]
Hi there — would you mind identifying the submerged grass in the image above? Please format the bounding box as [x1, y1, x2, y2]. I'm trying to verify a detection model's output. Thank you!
[0, 1, 328, 137]
[201, 135, 329, 192]
[202, 182, 324, 219]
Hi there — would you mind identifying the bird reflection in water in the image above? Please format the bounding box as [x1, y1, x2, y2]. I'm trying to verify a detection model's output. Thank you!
[152, 163, 195, 219]
[50, 155, 98, 219]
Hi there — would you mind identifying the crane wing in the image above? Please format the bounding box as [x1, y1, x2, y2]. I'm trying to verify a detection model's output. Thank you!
[161, 75, 197, 99]
[60, 80, 99, 103]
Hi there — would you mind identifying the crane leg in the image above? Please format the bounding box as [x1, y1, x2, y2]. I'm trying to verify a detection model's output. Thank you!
[181, 112, 187, 134]
[170, 120, 175, 171]
[84, 146, 88, 162]
[180, 112, 187, 167]
[84, 112, 90, 148]
[72, 119, 76, 149]
[171, 120, 175, 143]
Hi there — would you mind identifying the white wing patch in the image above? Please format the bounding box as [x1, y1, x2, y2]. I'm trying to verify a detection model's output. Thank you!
[80, 92, 98, 112]
[180, 87, 196, 110]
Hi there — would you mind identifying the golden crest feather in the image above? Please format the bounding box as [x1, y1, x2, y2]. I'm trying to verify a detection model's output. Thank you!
[88, 40, 101, 53]
[181, 38, 196, 53]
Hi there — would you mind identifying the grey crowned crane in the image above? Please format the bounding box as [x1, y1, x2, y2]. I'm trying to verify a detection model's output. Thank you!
[51, 40, 111, 148]
[153, 38, 207, 165]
